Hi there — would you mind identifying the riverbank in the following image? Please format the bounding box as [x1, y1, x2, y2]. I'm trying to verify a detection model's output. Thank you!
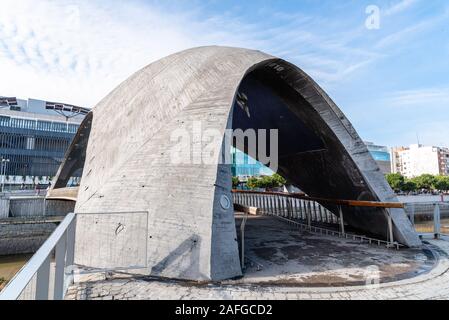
[0, 254, 32, 291]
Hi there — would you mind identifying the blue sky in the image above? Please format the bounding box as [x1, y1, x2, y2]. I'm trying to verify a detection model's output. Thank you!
[0, 0, 448, 148]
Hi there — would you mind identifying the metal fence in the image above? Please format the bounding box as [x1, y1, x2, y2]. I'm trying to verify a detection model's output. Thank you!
[0, 212, 76, 300]
[233, 190, 402, 249]
[233, 191, 340, 225]
[403, 202, 449, 238]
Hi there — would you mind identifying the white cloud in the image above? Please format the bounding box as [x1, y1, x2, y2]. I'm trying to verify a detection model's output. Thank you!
[0, 0, 384, 107]
[0, 1, 203, 106]
[385, 0, 418, 16]
[386, 87, 449, 106]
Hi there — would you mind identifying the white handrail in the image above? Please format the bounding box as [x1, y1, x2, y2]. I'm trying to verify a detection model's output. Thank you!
[0, 212, 76, 300]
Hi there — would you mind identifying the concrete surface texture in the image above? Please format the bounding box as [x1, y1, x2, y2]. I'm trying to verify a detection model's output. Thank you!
[0, 217, 62, 255]
[53, 46, 419, 281]
[65, 236, 449, 300]
[233, 215, 433, 287]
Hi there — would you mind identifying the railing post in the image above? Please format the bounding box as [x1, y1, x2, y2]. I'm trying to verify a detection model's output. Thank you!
[268, 196, 274, 215]
[338, 206, 345, 236]
[66, 219, 75, 267]
[53, 232, 67, 300]
[240, 212, 248, 270]
[43, 198, 47, 217]
[64, 217, 76, 296]
[283, 197, 287, 218]
[265, 195, 269, 214]
[387, 210, 394, 247]
[287, 198, 292, 219]
[294, 199, 298, 219]
[276, 196, 280, 217]
[434, 203, 441, 239]
[301, 201, 305, 220]
[35, 255, 50, 300]
[306, 201, 312, 229]
[261, 195, 265, 214]
[277, 196, 280, 217]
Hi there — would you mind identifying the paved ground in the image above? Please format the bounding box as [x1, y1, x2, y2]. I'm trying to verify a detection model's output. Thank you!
[65, 216, 449, 300]
[234, 215, 434, 287]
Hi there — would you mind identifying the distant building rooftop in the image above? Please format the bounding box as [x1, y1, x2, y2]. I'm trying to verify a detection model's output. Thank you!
[0, 96, 90, 123]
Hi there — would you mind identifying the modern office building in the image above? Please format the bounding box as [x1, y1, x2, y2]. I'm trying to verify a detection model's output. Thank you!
[0, 96, 89, 189]
[391, 144, 449, 178]
[231, 147, 274, 178]
[365, 142, 391, 174]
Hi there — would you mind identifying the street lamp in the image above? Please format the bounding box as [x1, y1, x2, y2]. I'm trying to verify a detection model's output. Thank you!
[1, 158, 11, 193]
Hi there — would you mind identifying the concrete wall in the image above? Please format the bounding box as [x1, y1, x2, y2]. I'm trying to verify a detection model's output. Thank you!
[0, 199, 9, 219]
[0, 219, 59, 256]
[5, 198, 75, 218]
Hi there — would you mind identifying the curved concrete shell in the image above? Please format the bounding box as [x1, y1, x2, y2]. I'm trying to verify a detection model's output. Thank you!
[53, 46, 420, 281]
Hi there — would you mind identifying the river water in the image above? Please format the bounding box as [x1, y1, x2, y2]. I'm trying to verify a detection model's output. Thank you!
[0, 254, 32, 290]
[414, 218, 449, 234]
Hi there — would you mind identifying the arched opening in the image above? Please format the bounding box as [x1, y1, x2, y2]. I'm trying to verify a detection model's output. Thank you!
[230, 61, 384, 234]
[229, 62, 427, 285]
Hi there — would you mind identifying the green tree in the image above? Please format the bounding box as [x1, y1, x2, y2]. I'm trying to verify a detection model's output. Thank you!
[433, 176, 449, 192]
[411, 174, 437, 191]
[386, 173, 405, 192]
[246, 174, 287, 190]
[272, 173, 287, 187]
[232, 176, 240, 189]
[246, 177, 260, 189]
[402, 180, 417, 192]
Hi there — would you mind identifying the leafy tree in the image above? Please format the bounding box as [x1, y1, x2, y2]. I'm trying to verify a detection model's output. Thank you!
[402, 180, 417, 192]
[272, 173, 287, 187]
[232, 176, 240, 189]
[411, 174, 437, 190]
[386, 173, 405, 192]
[433, 176, 449, 191]
[246, 174, 287, 190]
[246, 177, 260, 189]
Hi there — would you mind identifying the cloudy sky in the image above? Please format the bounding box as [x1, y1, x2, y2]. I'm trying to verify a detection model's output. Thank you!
[1, 0, 448, 148]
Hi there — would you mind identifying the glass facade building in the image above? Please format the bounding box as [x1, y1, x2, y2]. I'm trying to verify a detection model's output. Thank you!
[0, 97, 87, 188]
[365, 141, 391, 174]
[231, 147, 274, 177]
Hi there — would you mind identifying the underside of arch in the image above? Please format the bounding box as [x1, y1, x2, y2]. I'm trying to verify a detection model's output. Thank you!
[230, 62, 418, 243]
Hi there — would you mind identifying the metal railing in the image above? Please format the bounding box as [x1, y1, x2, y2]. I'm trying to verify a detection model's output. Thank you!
[0, 212, 76, 300]
[403, 202, 449, 239]
[232, 190, 403, 249]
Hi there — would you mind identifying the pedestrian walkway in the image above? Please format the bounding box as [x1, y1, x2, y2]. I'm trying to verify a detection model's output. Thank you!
[65, 216, 449, 300]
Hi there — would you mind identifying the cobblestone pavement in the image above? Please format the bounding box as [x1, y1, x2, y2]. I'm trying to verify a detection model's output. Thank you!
[66, 238, 449, 300]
